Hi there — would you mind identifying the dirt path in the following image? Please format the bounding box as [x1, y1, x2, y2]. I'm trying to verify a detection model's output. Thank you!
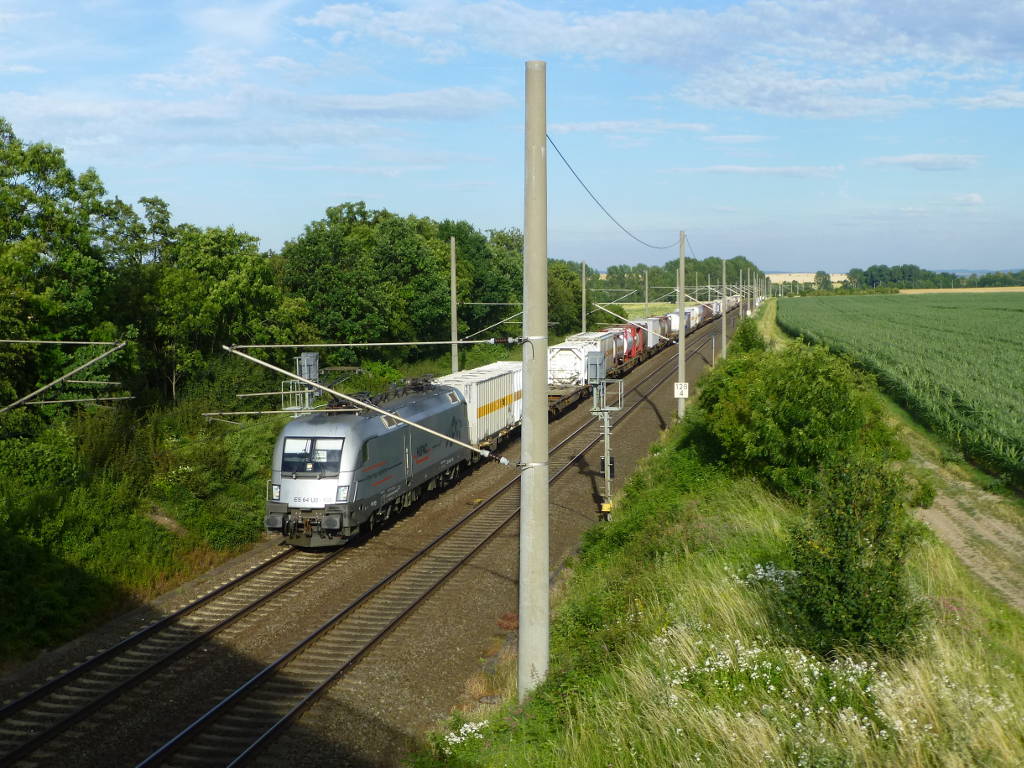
[901, 425, 1024, 613]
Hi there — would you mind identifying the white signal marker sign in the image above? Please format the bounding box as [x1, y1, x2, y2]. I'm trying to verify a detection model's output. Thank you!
[674, 382, 689, 399]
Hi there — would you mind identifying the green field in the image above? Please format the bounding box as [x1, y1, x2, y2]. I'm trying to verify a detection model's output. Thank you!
[776, 293, 1024, 486]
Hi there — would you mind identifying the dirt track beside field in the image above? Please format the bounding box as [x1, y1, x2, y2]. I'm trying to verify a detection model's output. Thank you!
[898, 286, 1024, 294]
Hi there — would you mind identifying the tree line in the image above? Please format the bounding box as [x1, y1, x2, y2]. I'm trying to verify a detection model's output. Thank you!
[600, 256, 764, 297]
[835, 264, 1023, 291]
[1, 117, 767, 437]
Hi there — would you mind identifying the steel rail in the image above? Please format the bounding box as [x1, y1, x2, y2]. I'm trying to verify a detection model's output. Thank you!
[136, 337, 707, 767]
[0, 547, 349, 767]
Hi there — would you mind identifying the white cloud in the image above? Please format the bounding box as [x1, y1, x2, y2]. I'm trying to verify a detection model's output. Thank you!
[135, 46, 248, 91]
[703, 134, 771, 144]
[295, 1, 1024, 117]
[550, 120, 710, 135]
[673, 165, 844, 178]
[288, 163, 445, 177]
[866, 154, 981, 171]
[679, 67, 930, 118]
[298, 86, 513, 119]
[256, 55, 305, 72]
[0, 64, 43, 73]
[957, 89, 1024, 109]
[189, 0, 295, 46]
[953, 193, 984, 206]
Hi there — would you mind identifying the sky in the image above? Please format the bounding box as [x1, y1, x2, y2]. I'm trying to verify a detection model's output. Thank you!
[1, 1, 1022, 273]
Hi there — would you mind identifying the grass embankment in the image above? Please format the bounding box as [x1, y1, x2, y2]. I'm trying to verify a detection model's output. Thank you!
[413, 315, 1024, 768]
[0, 343, 523, 664]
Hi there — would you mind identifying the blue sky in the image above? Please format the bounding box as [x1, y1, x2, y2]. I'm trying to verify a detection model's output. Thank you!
[2, 0, 1022, 272]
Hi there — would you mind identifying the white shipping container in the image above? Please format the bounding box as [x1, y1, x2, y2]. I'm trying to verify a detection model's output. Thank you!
[435, 361, 522, 446]
[667, 311, 681, 333]
[685, 305, 703, 331]
[548, 331, 616, 387]
[644, 317, 668, 348]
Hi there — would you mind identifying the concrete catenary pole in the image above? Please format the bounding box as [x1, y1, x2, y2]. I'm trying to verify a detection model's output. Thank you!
[581, 260, 587, 333]
[519, 60, 549, 703]
[450, 236, 458, 374]
[677, 231, 686, 420]
[741, 270, 749, 319]
[721, 260, 728, 360]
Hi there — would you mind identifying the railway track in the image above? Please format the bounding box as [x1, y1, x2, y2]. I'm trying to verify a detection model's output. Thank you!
[135, 341, 706, 768]
[0, 547, 347, 767]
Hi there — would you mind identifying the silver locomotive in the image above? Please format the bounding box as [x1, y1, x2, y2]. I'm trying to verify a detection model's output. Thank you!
[264, 385, 470, 547]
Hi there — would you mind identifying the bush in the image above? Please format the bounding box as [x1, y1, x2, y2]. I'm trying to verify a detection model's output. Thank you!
[790, 455, 923, 654]
[729, 316, 767, 355]
[696, 343, 895, 497]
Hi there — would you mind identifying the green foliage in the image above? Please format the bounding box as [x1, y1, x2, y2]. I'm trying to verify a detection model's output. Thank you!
[696, 343, 894, 497]
[728, 316, 767, 355]
[777, 294, 1024, 487]
[790, 456, 924, 654]
[601, 254, 764, 293]
[846, 264, 1024, 290]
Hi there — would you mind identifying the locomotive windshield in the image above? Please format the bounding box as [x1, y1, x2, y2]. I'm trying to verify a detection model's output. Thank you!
[281, 437, 344, 475]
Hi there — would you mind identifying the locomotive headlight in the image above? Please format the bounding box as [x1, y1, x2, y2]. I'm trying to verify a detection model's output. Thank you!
[270, 483, 281, 501]
[336, 484, 350, 502]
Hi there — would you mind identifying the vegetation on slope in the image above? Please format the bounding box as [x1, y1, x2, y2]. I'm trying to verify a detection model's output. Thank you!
[413, 318, 1024, 768]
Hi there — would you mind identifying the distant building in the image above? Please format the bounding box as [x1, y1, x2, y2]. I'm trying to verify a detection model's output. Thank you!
[766, 272, 848, 285]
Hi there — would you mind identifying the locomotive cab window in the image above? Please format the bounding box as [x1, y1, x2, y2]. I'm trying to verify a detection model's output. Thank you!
[282, 437, 344, 475]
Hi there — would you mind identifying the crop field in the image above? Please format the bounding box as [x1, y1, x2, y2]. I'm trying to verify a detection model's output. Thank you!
[776, 293, 1024, 486]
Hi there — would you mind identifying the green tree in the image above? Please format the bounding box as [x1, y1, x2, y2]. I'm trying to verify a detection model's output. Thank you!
[156, 225, 307, 398]
[549, 259, 582, 334]
[281, 203, 449, 361]
[814, 270, 833, 291]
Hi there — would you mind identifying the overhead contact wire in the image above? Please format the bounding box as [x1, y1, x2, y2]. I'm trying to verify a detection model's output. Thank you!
[546, 134, 680, 251]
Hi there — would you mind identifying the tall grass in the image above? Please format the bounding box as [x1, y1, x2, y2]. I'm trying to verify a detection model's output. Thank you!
[414, 362, 1024, 768]
[417, 429, 1024, 767]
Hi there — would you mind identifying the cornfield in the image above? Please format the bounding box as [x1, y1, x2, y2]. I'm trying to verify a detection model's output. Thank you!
[776, 293, 1024, 487]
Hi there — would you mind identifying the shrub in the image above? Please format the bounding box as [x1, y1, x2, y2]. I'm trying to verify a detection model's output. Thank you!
[696, 343, 895, 497]
[790, 455, 923, 653]
[729, 316, 767, 355]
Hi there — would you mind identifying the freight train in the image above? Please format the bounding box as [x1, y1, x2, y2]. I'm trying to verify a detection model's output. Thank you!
[264, 298, 744, 547]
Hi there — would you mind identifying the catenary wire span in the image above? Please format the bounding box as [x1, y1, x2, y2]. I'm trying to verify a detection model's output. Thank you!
[546, 133, 680, 251]
[686, 238, 699, 261]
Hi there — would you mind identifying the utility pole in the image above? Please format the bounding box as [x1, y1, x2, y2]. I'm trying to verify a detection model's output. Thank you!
[721, 260, 727, 360]
[519, 60, 549, 703]
[677, 231, 687, 420]
[581, 260, 587, 333]
[450, 236, 458, 374]
[739, 268, 744, 318]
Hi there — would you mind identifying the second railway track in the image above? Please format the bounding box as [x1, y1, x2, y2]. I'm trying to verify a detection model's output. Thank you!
[0, 547, 350, 767]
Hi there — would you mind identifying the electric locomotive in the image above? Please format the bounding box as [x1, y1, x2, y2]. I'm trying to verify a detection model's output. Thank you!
[264, 384, 470, 547]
